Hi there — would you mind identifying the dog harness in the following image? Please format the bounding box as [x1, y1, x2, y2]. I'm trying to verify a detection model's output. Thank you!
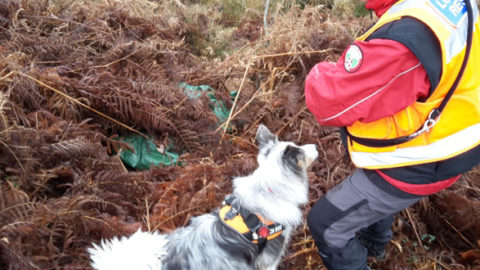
[218, 195, 284, 245]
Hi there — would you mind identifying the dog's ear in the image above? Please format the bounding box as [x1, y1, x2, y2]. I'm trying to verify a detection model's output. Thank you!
[282, 145, 306, 173]
[256, 124, 277, 148]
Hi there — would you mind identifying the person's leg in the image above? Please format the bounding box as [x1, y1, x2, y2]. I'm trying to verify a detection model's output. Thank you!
[357, 214, 395, 259]
[307, 169, 423, 270]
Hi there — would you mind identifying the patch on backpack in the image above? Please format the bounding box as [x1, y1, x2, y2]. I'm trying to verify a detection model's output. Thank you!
[428, 0, 467, 28]
[344, 44, 363, 73]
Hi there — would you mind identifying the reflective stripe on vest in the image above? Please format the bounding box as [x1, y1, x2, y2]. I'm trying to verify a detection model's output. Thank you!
[347, 0, 480, 169]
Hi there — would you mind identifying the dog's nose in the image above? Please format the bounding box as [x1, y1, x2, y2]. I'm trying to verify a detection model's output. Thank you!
[302, 144, 319, 162]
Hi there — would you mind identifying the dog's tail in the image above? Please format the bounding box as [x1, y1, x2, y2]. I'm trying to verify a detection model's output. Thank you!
[88, 229, 168, 270]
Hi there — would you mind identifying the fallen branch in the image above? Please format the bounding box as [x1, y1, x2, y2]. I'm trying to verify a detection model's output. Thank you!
[219, 58, 253, 139]
[285, 247, 317, 260]
[253, 49, 332, 60]
[406, 208, 425, 251]
[440, 214, 476, 248]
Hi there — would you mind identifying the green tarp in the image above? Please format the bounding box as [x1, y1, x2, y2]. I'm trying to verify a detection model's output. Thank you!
[119, 135, 179, 170]
[180, 82, 236, 124]
[118, 83, 235, 170]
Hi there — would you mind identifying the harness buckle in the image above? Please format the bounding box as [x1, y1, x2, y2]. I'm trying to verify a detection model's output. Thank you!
[422, 109, 440, 132]
[410, 109, 440, 138]
[223, 194, 235, 206]
[224, 207, 238, 220]
[257, 226, 270, 239]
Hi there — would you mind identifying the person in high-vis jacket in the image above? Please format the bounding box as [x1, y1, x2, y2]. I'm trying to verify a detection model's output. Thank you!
[305, 0, 480, 269]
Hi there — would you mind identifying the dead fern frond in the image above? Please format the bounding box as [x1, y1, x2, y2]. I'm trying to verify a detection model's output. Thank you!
[0, 181, 31, 221]
[45, 137, 96, 159]
[0, 240, 40, 270]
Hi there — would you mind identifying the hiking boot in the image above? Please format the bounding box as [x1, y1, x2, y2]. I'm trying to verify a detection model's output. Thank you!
[356, 215, 394, 260]
[316, 238, 370, 270]
[356, 233, 386, 260]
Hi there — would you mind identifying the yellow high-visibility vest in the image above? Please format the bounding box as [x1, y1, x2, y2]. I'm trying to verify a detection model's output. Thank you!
[347, 0, 480, 169]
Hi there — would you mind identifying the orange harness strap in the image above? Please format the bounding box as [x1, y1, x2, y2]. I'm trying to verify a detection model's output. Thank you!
[218, 196, 284, 245]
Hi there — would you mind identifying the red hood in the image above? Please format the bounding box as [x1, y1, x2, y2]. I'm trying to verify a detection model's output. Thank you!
[365, 0, 398, 17]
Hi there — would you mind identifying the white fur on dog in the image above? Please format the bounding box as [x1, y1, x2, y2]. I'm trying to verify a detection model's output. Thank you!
[88, 230, 168, 270]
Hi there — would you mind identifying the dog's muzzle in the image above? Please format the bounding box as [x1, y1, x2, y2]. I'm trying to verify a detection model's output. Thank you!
[301, 144, 318, 167]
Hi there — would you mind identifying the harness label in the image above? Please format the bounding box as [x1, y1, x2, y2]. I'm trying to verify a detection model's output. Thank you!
[428, 0, 467, 27]
[269, 225, 283, 234]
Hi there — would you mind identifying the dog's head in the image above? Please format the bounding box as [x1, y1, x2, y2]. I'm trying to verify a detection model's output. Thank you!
[255, 124, 318, 179]
[232, 125, 318, 223]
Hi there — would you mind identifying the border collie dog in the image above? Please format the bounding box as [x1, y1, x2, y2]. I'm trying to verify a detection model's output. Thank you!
[88, 124, 318, 270]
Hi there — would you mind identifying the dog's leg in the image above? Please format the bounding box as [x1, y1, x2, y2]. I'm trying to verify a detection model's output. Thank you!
[257, 257, 282, 270]
[264, 265, 281, 270]
[255, 229, 292, 270]
[255, 246, 284, 270]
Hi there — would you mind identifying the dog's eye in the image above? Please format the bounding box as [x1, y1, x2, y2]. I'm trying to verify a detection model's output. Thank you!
[282, 145, 305, 174]
[283, 145, 303, 163]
